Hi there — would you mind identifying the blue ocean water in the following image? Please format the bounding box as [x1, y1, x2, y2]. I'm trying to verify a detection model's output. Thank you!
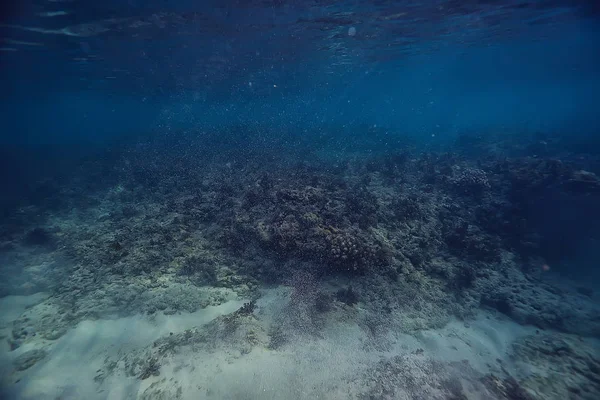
[1, 1, 600, 399]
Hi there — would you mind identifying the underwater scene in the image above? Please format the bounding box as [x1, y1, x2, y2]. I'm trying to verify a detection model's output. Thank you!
[1, 0, 600, 399]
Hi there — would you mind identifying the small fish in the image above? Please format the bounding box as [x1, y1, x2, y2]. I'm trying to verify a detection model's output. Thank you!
[4, 38, 43, 46]
[37, 11, 69, 17]
[380, 12, 408, 21]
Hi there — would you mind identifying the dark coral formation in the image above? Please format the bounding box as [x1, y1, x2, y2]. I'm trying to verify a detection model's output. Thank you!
[449, 166, 491, 196]
[1, 129, 599, 354]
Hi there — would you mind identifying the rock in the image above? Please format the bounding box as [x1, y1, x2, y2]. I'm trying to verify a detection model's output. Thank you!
[564, 170, 600, 194]
[13, 349, 47, 371]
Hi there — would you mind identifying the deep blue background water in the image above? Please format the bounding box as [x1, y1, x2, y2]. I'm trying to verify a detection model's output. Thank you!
[1, 1, 599, 148]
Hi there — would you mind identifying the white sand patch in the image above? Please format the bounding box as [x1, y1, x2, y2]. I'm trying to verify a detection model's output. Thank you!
[0, 288, 557, 399]
[130, 290, 541, 399]
[404, 313, 536, 375]
[0, 293, 49, 327]
[2, 298, 244, 400]
[141, 321, 377, 399]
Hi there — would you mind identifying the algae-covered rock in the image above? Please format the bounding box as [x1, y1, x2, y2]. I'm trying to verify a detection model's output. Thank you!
[14, 349, 47, 371]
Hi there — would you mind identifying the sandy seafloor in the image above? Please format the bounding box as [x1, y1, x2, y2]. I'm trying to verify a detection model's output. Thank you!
[1, 285, 598, 400]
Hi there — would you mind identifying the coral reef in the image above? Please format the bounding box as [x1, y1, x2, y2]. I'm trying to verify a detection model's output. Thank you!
[3, 137, 599, 337]
[1, 130, 599, 398]
[449, 166, 491, 195]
